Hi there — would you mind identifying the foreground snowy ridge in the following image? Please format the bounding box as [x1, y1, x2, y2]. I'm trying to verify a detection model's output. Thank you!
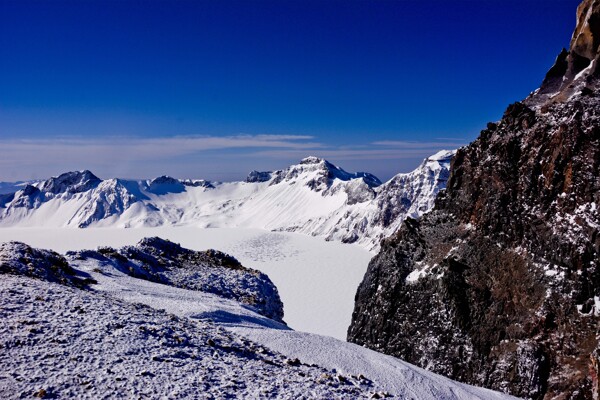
[0, 152, 454, 252]
[0, 239, 517, 399]
[67, 236, 285, 322]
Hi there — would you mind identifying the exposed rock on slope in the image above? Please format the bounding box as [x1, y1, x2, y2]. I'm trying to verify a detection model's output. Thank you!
[38, 170, 101, 195]
[67, 237, 284, 322]
[0, 154, 453, 252]
[0, 241, 92, 288]
[537, 0, 600, 101]
[246, 170, 272, 183]
[348, 1, 600, 399]
[269, 156, 382, 191]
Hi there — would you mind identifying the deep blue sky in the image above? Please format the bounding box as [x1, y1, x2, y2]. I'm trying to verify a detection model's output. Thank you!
[0, 0, 580, 181]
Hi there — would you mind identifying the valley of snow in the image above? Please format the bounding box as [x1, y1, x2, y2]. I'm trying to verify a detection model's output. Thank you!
[0, 227, 372, 340]
[0, 153, 453, 339]
[0, 237, 517, 399]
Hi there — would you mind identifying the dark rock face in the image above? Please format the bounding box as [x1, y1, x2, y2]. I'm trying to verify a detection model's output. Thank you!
[147, 175, 186, 194]
[38, 170, 101, 195]
[348, 1, 600, 398]
[181, 179, 214, 188]
[0, 242, 92, 287]
[246, 170, 272, 183]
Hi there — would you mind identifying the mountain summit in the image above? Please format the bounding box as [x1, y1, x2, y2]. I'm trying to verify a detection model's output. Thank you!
[269, 156, 382, 192]
[535, 0, 600, 103]
[38, 170, 101, 195]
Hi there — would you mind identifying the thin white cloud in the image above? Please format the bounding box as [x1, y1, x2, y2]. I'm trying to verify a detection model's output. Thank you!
[0, 134, 322, 165]
[0, 134, 467, 182]
[371, 140, 467, 148]
[0, 134, 323, 180]
[253, 148, 448, 160]
[254, 138, 467, 161]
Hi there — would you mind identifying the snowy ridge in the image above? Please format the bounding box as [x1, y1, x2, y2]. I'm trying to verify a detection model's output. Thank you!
[0, 239, 516, 399]
[288, 150, 454, 249]
[67, 236, 285, 321]
[0, 152, 454, 251]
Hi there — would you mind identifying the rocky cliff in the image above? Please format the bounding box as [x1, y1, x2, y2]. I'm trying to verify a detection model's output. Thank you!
[348, 1, 600, 398]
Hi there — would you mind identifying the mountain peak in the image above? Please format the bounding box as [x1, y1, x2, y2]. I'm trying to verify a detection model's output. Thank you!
[427, 149, 456, 162]
[149, 175, 179, 186]
[570, 0, 600, 64]
[269, 157, 382, 191]
[534, 0, 600, 103]
[38, 170, 101, 195]
[147, 175, 185, 195]
[299, 156, 325, 165]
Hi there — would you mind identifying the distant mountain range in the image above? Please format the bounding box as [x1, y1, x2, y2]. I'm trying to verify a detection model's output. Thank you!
[0, 150, 454, 252]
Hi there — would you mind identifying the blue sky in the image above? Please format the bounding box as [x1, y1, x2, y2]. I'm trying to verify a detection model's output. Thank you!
[0, 0, 580, 181]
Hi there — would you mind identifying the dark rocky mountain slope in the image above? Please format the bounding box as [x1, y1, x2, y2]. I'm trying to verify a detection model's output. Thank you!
[348, 1, 600, 398]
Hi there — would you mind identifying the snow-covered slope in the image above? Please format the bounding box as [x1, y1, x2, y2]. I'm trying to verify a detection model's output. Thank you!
[0, 239, 517, 399]
[67, 236, 285, 322]
[0, 152, 454, 252]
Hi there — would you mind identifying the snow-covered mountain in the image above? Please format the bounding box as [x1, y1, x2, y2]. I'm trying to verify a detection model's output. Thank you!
[0, 151, 454, 252]
[0, 239, 516, 399]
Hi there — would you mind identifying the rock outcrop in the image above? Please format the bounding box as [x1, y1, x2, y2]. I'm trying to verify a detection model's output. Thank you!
[67, 237, 285, 322]
[246, 170, 272, 183]
[0, 241, 93, 287]
[38, 170, 101, 195]
[536, 0, 600, 103]
[348, 1, 600, 398]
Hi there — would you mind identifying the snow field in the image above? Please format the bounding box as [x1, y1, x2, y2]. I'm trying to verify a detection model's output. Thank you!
[0, 227, 372, 340]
